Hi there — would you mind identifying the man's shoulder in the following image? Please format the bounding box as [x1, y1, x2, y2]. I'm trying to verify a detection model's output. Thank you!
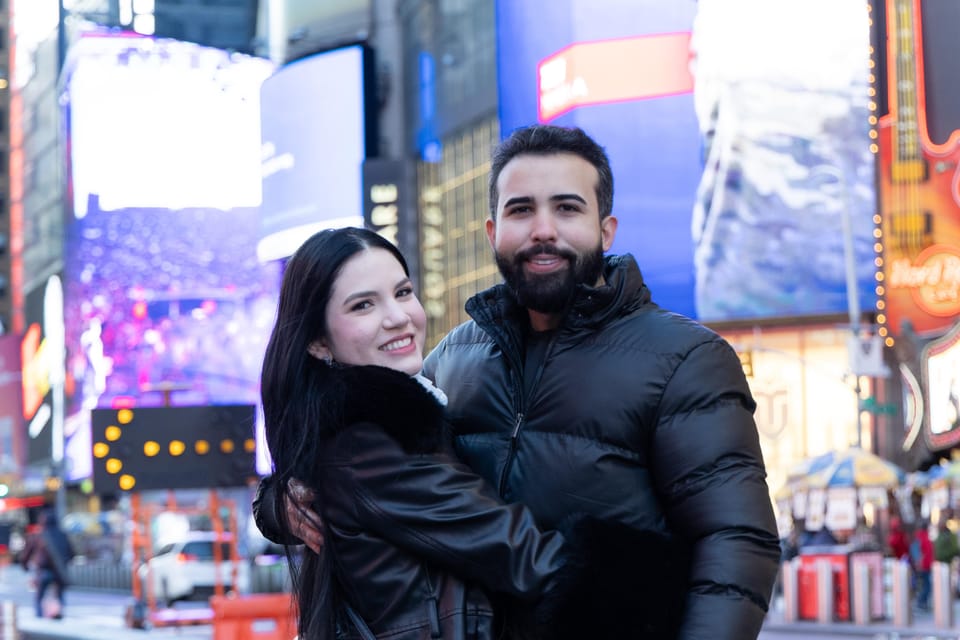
[616, 304, 725, 355]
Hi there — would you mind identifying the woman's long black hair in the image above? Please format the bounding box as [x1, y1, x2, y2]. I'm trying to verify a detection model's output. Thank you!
[260, 226, 411, 639]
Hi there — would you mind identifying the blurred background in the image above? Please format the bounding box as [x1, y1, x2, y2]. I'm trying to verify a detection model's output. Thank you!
[0, 0, 957, 604]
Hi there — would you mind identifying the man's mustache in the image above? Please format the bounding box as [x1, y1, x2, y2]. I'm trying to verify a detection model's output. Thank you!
[515, 244, 577, 264]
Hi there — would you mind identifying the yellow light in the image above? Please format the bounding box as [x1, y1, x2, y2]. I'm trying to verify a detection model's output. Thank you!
[220, 439, 235, 454]
[868, 46, 874, 54]
[195, 440, 210, 455]
[117, 409, 134, 424]
[873, 228, 883, 239]
[169, 440, 186, 456]
[873, 214, 882, 224]
[869, 130, 878, 139]
[144, 441, 160, 457]
[876, 272, 885, 281]
[876, 286, 885, 295]
[869, 59, 876, 69]
[869, 115, 877, 125]
[874, 242, 883, 252]
[244, 439, 256, 453]
[867, 87, 876, 97]
[877, 313, 886, 323]
[870, 144, 879, 153]
[868, 74, 875, 84]
[869, 101, 877, 111]
[877, 300, 886, 310]
[106, 458, 123, 474]
[105, 426, 122, 441]
[879, 327, 888, 337]
[119, 475, 136, 490]
[885, 337, 895, 347]
[93, 442, 110, 458]
[875, 257, 883, 267]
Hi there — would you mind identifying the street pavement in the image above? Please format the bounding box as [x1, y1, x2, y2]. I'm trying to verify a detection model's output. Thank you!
[3, 563, 959, 639]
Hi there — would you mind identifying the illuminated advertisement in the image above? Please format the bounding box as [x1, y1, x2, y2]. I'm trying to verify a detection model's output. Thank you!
[877, 0, 960, 339]
[259, 45, 375, 262]
[496, 0, 878, 322]
[0, 334, 23, 473]
[60, 32, 278, 481]
[923, 322, 960, 449]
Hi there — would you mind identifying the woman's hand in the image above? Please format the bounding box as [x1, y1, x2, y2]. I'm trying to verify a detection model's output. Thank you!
[285, 478, 324, 553]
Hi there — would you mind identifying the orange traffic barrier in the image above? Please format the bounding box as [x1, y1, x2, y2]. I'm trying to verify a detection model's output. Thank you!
[210, 593, 297, 640]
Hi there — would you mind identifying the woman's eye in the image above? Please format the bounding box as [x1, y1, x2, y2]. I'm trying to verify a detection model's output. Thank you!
[397, 287, 414, 298]
[350, 300, 372, 311]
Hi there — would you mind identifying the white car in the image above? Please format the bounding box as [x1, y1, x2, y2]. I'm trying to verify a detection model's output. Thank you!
[137, 531, 250, 604]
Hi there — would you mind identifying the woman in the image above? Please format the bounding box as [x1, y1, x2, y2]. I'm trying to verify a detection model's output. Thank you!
[260, 227, 685, 640]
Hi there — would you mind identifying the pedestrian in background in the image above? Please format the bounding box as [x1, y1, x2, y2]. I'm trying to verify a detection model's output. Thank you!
[19, 509, 75, 619]
[256, 124, 781, 639]
[910, 520, 934, 611]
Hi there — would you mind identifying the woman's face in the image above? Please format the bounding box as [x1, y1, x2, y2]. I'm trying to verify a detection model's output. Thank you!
[312, 247, 427, 375]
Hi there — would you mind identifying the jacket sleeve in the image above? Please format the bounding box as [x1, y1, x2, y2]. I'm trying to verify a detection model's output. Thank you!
[251, 474, 303, 546]
[321, 421, 566, 600]
[652, 338, 781, 640]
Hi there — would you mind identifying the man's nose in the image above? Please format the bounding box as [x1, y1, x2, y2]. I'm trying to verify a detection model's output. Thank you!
[529, 209, 559, 242]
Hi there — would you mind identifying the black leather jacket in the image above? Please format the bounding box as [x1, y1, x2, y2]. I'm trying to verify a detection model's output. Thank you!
[421, 254, 781, 640]
[283, 365, 566, 639]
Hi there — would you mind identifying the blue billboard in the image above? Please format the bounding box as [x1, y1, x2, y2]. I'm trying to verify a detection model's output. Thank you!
[258, 44, 375, 261]
[496, 0, 877, 323]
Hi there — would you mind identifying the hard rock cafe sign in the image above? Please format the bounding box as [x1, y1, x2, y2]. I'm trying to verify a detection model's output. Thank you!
[889, 245, 960, 318]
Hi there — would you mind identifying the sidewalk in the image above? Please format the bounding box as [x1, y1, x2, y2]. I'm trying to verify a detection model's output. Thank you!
[762, 594, 960, 639]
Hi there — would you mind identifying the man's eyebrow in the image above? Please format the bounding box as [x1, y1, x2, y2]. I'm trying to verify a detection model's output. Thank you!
[503, 194, 588, 208]
[550, 193, 587, 205]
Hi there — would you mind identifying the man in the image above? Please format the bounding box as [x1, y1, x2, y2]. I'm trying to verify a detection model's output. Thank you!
[20, 510, 75, 619]
[256, 124, 780, 638]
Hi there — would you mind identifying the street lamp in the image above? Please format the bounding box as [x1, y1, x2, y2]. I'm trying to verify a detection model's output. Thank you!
[811, 164, 864, 448]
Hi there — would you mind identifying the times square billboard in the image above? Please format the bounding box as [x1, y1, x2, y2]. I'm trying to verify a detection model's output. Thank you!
[60, 32, 278, 481]
[495, 0, 878, 323]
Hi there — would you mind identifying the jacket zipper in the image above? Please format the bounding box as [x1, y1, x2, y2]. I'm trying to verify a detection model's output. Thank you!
[497, 412, 524, 495]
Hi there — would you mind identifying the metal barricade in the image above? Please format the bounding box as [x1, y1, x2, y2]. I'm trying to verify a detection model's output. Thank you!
[0, 601, 18, 640]
[890, 558, 912, 627]
[932, 561, 953, 629]
[781, 559, 798, 623]
[851, 556, 871, 625]
[816, 558, 833, 623]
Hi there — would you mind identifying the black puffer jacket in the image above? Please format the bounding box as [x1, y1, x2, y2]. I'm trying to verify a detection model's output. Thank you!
[421, 254, 781, 640]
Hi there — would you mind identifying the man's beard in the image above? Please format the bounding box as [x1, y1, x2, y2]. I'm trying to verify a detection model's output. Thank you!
[495, 242, 605, 313]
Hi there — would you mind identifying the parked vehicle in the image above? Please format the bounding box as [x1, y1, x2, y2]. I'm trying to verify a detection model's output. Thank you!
[137, 531, 249, 604]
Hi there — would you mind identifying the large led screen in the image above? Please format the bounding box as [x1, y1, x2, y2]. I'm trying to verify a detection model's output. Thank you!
[259, 44, 373, 262]
[496, 0, 878, 323]
[61, 32, 278, 481]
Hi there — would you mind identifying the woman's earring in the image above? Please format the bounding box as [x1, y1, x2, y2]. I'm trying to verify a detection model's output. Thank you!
[323, 354, 333, 366]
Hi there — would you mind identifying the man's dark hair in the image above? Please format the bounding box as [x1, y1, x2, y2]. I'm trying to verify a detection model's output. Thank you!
[488, 124, 614, 220]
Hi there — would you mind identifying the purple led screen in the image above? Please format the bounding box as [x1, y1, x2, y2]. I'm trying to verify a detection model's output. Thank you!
[496, 0, 878, 323]
[61, 32, 278, 480]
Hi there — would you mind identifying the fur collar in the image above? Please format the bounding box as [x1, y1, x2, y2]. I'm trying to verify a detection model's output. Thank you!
[333, 365, 448, 455]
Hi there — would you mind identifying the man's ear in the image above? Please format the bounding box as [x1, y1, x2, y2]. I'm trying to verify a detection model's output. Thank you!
[485, 217, 496, 251]
[307, 341, 330, 362]
[601, 215, 618, 252]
